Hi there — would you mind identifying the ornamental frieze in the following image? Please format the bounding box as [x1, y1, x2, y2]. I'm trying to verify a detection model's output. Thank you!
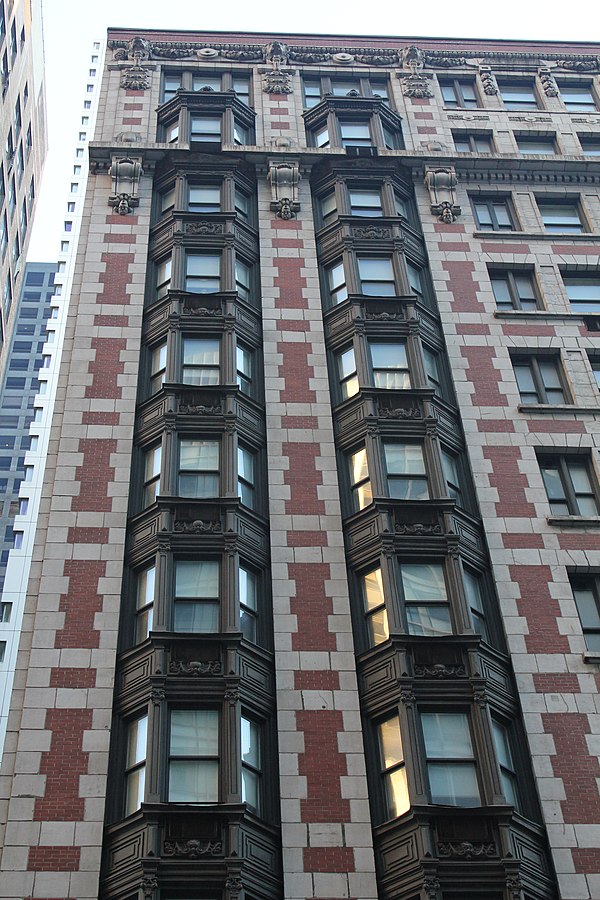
[163, 839, 223, 857]
[108, 37, 600, 71]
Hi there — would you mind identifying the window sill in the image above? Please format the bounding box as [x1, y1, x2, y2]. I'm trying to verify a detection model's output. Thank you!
[474, 231, 598, 241]
[547, 515, 600, 527]
[518, 403, 600, 415]
[494, 310, 579, 320]
[583, 651, 600, 664]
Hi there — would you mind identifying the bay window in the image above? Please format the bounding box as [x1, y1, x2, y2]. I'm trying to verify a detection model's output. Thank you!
[179, 439, 219, 498]
[421, 712, 480, 806]
[169, 709, 219, 802]
[174, 559, 219, 632]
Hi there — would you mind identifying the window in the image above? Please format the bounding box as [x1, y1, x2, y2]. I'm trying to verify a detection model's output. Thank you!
[67, 202, 75, 213]
[162, 73, 181, 102]
[63, 220, 72, 232]
[400, 563, 452, 636]
[439, 78, 478, 108]
[492, 720, 520, 809]
[537, 199, 584, 233]
[125, 715, 147, 815]
[182, 338, 219, 385]
[369, 341, 411, 390]
[462, 567, 489, 641]
[472, 196, 516, 231]
[490, 269, 539, 311]
[233, 120, 249, 146]
[159, 186, 175, 216]
[236, 345, 253, 396]
[319, 192, 337, 226]
[563, 274, 600, 313]
[560, 83, 597, 112]
[349, 448, 372, 510]
[25, 123, 31, 156]
[185, 254, 220, 293]
[174, 559, 219, 632]
[358, 256, 395, 296]
[179, 439, 219, 498]
[349, 188, 383, 217]
[239, 565, 258, 641]
[441, 448, 463, 506]
[378, 715, 409, 818]
[499, 81, 539, 110]
[384, 443, 428, 500]
[326, 261, 348, 305]
[169, 709, 219, 802]
[190, 116, 221, 143]
[302, 74, 389, 108]
[406, 262, 424, 302]
[340, 120, 372, 148]
[516, 135, 556, 155]
[228, 188, 248, 224]
[579, 135, 600, 157]
[313, 124, 329, 148]
[512, 354, 567, 404]
[188, 185, 220, 213]
[143, 444, 161, 506]
[362, 567, 389, 645]
[150, 342, 167, 394]
[156, 256, 171, 300]
[453, 132, 493, 153]
[0, 601, 12, 622]
[589, 356, 600, 390]
[570, 575, 600, 653]
[539, 454, 599, 516]
[135, 565, 155, 642]
[423, 346, 443, 396]
[13, 97, 20, 133]
[337, 346, 358, 399]
[235, 258, 251, 301]
[421, 712, 480, 806]
[238, 445, 255, 508]
[241, 716, 261, 811]
[165, 121, 179, 143]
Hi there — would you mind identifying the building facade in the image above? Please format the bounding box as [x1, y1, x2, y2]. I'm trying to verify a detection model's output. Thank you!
[0, 41, 103, 755]
[0, 27, 599, 900]
[0, 0, 47, 374]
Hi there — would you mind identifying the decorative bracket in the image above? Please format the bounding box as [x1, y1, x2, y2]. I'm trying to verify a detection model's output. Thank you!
[424, 166, 461, 224]
[262, 41, 294, 94]
[479, 66, 498, 95]
[398, 45, 434, 98]
[268, 160, 301, 219]
[108, 155, 143, 215]
[539, 67, 559, 96]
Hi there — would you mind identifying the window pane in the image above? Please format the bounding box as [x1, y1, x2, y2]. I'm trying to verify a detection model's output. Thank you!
[183, 338, 220, 385]
[127, 715, 148, 767]
[573, 586, 600, 629]
[380, 717, 404, 767]
[403, 564, 446, 601]
[387, 766, 410, 817]
[125, 766, 145, 815]
[176, 560, 218, 597]
[428, 762, 480, 805]
[406, 605, 452, 636]
[169, 760, 219, 802]
[171, 709, 219, 755]
[241, 717, 260, 768]
[364, 568, 385, 612]
[423, 712, 473, 757]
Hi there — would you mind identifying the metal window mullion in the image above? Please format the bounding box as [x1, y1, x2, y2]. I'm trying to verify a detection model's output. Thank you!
[560, 457, 579, 514]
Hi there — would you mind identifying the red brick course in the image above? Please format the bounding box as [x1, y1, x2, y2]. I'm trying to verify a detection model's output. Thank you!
[290, 563, 336, 652]
[304, 847, 355, 871]
[72, 438, 117, 512]
[298, 710, 351, 822]
[49, 668, 97, 689]
[509, 565, 570, 654]
[55, 560, 105, 650]
[533, 674, 581, 692]
[526, 420, 585, 434]
[462, 347, 507, 406]
[98, 252, 135, 305]
[82, 411, 120, 426]
[295, 671, 341, 690]
[28, 847, 81, 871]
[67, 526, 110, 544]
[483, 447, 536, 518]
[502, 533, 544, 549]
[442, 261, 483, 313]
[279, 344, 316, 403]
[283, 443, 325, 515]
[274, 257, 308, 309]
[476, 419, 515, 432]
[33, 708, 93, 821]
[541, 713, 600, 823]
[85, 337, 126, 399]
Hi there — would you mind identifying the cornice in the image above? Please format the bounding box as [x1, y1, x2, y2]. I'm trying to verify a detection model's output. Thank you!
[107, 37, 600, 72]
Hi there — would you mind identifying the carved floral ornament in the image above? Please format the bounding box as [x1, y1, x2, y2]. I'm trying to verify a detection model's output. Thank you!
[107, 37, 600, 72]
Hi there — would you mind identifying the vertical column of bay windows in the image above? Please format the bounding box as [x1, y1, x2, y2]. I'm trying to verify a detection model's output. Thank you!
[312, 160, 556, 900]
[100, 65, 281, 900]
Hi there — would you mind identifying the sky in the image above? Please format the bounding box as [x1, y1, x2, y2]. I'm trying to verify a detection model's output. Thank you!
[27, 0, 598, 261]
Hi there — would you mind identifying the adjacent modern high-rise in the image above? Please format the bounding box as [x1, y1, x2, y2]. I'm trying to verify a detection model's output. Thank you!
[0, 0, 47, 374]
[0, 27, 599, 900]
